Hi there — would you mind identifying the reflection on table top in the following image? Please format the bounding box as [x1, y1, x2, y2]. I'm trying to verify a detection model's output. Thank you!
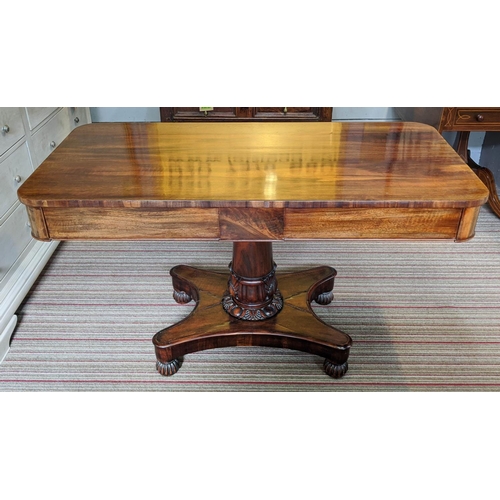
[18, 122, 489, 209]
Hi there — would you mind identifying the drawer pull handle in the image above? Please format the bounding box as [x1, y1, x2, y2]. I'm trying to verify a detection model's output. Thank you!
[1, 125, 9, 133]
[74, 117, 80, 123]
[476, 114, 484, 122]
[50, 141, 56, 148]
[14, 175, 22, 183]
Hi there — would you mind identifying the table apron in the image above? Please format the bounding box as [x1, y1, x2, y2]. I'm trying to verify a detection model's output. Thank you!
[27, 205, 480, 242]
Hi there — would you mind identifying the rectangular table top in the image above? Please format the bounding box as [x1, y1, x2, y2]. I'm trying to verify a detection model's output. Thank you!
[17, 122, 489, 243]
[18, 121, 488, 210]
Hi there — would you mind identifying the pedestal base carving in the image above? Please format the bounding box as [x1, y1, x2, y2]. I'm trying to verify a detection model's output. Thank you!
[221, 289, 283, 320]
[153, 263, 352, 379]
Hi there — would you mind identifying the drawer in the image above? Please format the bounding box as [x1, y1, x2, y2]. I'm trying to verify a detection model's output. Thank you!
[285, 207, 463, 240]
[0, 143, 34, 221]
[30, 109, 72, 167]
[25, 107, 58, 130]
[452, 108, 500, 130]
[0, 204, 32, 283]
[0, 108, 25, 156]
[68, 107, 91, 130]
[253, 107, 320, 120]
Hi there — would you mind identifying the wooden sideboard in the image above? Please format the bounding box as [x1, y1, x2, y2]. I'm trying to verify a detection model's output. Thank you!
[395, 108, 500, 218]
[160, 107, 332, 122]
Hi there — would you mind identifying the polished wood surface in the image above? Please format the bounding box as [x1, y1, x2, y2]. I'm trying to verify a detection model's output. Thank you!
[19, 122, 488, 243]
[17, 122, 489, 379]
[395, 107, 500, 217]
[19, 121, 487, 209]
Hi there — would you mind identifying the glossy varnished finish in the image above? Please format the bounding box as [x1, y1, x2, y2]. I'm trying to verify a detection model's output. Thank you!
[18, 122, 489, 242]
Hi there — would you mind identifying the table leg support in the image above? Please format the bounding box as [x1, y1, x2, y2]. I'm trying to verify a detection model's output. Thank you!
[152, 242, 352, 379]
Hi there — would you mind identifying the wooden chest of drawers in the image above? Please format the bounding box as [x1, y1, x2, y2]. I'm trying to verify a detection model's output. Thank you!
[160, 107, 332, 122]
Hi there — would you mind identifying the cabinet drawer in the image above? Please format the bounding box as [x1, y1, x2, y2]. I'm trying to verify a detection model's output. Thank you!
[253, 107, 321, 120]
[25, 107, 58, 130]
[30, 109, 72, 167]
[68, 107, 91, 130]
[166, 107, 239, 121]
[0, 204, 32, 283]
[0, 108, 25, 156]
[0, 143, 34, 221]
[452, 108, 500, 130]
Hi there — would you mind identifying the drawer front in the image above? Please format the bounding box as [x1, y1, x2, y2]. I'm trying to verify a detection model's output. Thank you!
[42, 207, 221, 240]
[0, 143, 34, 220]
[68, 107, 91, 130]
[25, 107, 58, 130]
[0, 204, 32, 282]
[0, 108, 25, 156]
[167, 107, 239, 121]
[450, 108, 500, 130]
[253, 107, 321, 120]
[30, 109, 72, 167]
[285, 208, 462, 240]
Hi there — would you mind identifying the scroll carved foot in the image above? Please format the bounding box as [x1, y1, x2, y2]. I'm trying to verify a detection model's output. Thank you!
[323, 359, 348, 379]
[156, 358, 181, 376]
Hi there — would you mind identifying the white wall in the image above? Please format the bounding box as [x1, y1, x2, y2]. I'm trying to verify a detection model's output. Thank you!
[332, 107, 399, 121]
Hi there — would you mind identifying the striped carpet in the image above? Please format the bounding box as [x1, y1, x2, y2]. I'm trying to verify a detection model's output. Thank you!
[1, 206, 499, 391]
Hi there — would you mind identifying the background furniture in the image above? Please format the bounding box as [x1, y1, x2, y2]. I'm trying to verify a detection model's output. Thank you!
[0, 107, 91, 362]
[160, 107, 332, 122]
[395, 108, 500, 217]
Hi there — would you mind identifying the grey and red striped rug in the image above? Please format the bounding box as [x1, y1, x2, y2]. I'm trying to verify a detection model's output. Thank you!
[1, 207, 499, 391]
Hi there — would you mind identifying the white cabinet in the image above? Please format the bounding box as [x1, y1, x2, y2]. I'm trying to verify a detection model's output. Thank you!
[0, 107, 91, 363]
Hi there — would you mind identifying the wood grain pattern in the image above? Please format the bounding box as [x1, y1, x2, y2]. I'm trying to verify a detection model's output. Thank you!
[18, 122, 488, 209]
[219, 208, 284, 240]
[18, 122, 489, 242]
[42, 207, 220, 240]
[285, 207, 463, 240]
[25, 207, 50, 241]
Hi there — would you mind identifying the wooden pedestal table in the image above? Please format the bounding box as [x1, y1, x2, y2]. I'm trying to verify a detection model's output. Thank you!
[154, 243, 349, 378]
[17, 122, 489, 379]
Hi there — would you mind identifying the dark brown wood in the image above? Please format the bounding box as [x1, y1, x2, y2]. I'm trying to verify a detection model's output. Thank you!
[154, 260, 350, 378]
[17, 121, 489, 379]
[394, 107, 500, 218]
[222, 242, 283, 321]
[160, 107, 332, 122]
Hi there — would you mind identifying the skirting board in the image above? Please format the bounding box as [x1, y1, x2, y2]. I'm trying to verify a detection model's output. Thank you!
[0, 240, 59, 363]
